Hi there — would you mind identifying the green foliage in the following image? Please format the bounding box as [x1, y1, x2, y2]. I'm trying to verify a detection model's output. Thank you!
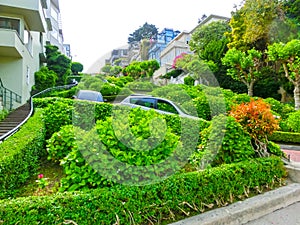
[227, 0, 293, 50]
[190, 21, 231, 62]
[128, 22, 158, 43]
[175, 54, 219, 86]
[267, 39, 300, 110]
[287, 110, 300, 132]
[0, 157, 286, 224]
[267, 141, 285, 157]
[222, 48, 263, 96]
[125, 80, 155, 91]
[45, 45, 71, 85]
[71, 62, 84, 75]
[99, 83, 120, 96]
[0, 109, 8, 122]
[161, 69, 183, 79]
[263, 97, 295, 119]
[101, 64, 122, 76]
[43, 101, 73, 139]
[269, 131, 300, 143]
[191, 115, 255, 168]
[33, 66, 57, 92]
[46, 125, 85, 163]
[0, 110, 46, 199]
[184, 75, 195, 86]
[122, 60, 160, 79]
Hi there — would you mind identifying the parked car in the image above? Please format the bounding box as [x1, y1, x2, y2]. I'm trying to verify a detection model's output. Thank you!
[73, 90, 104, 102]
[119, 94, 198, 119]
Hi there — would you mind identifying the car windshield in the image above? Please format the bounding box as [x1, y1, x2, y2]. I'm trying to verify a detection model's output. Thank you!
[77, 91, 103, 101]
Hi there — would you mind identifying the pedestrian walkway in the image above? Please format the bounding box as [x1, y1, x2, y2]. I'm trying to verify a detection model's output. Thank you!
[169, 183, 300, 225]
[280, 143, 300, 162]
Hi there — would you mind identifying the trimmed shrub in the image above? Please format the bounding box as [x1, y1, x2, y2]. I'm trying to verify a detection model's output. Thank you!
[0, 157, 286, 224]
[43, 101, 73, 139]
[46, 125, 85, 163]
[191, 115, 255, 168]
[269, 131, 300, 144]
[0, 110, 46, 199]
[286, 110, 300, 132]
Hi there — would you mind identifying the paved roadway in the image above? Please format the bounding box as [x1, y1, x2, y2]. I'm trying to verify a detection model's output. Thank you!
[245, 202, 300, 225]
[170, 143, 300, 225]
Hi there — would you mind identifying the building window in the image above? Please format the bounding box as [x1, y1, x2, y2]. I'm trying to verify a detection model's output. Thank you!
[0, 17, 20, 35]
[24, 27, 33, 54]
[51, 6, 59, 22]
[26, 66, 30, 85]
[51, 27, 59, 40]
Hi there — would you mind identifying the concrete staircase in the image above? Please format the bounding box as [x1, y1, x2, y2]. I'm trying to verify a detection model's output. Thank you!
[0, 103, 30, 137]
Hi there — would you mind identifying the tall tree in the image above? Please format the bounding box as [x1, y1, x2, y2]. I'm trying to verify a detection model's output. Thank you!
[128, 22, 158, 44]
[227, 0, 294, 51]
[267, 39, 300, 110]
[175, 54, 218, 86]
[190, 21, 231, 63]
[45, 45, 71, 85]
[222, 48, 263, 96]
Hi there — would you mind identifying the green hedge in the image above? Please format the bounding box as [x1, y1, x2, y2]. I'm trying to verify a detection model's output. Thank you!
[269, 131, 300, 144]
[0, 110, 46, 199]
[0, 157, 286, 224]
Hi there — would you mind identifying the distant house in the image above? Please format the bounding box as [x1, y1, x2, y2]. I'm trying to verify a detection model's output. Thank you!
[0, 0, 67, 110]
[148, 28, 181, 64]
[105, 48, 129, 67]
[153, 14, 230, 85]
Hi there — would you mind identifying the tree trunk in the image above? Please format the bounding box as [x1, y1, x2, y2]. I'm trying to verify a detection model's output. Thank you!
[278, 86, 288, 103]
[247, 81, 255, 97]
[294, 83, 300, 110]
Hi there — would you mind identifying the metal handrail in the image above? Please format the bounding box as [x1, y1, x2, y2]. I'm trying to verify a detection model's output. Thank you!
[0, 78, 22, 110]
[0, 82, 78, 142]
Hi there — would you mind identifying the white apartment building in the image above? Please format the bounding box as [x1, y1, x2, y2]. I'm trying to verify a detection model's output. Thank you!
[0, 0, 66, 110]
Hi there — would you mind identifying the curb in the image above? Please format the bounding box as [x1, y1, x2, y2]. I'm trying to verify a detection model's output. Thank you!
[168, 183, 300, 225]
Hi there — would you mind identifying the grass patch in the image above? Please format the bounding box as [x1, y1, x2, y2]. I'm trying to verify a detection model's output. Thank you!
[15, 158, 64, 197]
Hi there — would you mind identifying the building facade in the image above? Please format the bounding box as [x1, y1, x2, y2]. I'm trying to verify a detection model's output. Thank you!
[0, 0, 67, 109]
[153, 14, 230, 85]
[148, 28, 181, 64]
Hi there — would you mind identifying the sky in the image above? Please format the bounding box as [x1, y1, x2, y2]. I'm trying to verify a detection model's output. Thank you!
[59, 0, 242, 72]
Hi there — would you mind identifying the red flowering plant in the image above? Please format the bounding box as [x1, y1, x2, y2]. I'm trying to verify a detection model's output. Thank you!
[229, 98, 280, 157]
[172, 53, 188, 69]
[36, 173, 49, 189]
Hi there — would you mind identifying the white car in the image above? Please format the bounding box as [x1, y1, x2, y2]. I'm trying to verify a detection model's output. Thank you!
[119, 95, 198, 119]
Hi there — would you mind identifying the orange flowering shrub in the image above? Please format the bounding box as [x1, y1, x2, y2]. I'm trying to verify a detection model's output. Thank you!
[229, 99, 279, 141]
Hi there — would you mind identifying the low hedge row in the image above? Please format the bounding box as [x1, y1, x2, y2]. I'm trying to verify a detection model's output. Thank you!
[269, 131, 300, 144]
[0, 110, 46, 199]
[0, 157, 286, 224]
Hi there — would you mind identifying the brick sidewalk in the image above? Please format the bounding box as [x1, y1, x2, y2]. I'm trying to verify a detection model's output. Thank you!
[282, 150, 300, 162]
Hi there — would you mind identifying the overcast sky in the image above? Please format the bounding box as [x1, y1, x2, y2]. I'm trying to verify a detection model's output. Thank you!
[59, 0, 242, 72]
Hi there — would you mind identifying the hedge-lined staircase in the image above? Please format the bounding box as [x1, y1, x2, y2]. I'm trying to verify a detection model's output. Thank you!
[0, 103, 30, 137]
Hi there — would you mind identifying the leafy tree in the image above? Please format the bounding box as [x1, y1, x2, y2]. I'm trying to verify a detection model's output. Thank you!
[267, 39, 300, 110]
[33, 66, 57, 92]
[283, 0, 300, 29]
[190, 21, 231, 62]
[71, 62, 83, 75]
[227, 0, 295, 51]
[128, 22, 158, 44]
[45, 44, 72, 85]
[175, 54, 218, 86]
[189, 20, 245, 92]
[101, 64, 122, 77]
[122, 60, 159, 79]
[222, 48, 264, 96]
